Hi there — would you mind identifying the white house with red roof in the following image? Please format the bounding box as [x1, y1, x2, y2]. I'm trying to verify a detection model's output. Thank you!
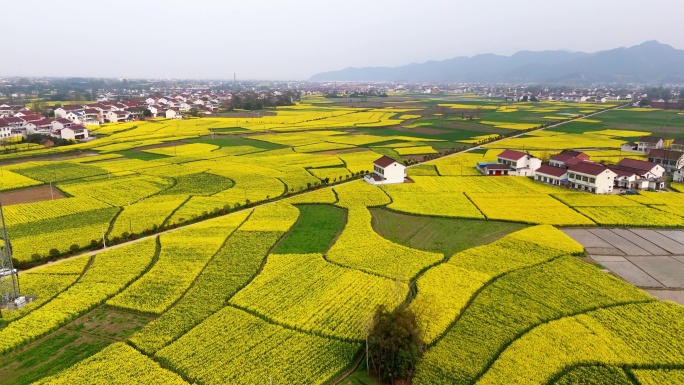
[364, 156, 406, 185]
[166, 109, 181, 119]
[25, 119, 54, 135]
[637, 136, 664, 152]
[567, 162, 617, 194]
[489, 149, 541, 176]
[611, 158, 665, 179]
[106, 110, 132, 123]
[54, 105, 85, 119]
[548, 150, 589, 168]
[51, 118, 74, 131]
[674, 169, 684, 183]
[606, 158, 665, 190]
[534, 164, 568, 186]
[0, 123, 11, 139]
[58, 124, 89, 140]
[83, 108, 103, 125]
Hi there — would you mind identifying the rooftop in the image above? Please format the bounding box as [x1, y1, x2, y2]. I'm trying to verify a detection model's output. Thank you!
[536, 164, 568, 177]
[569, 161, 613, 176]
[497, 149, 527, 161]
[373, 155, 400, 168]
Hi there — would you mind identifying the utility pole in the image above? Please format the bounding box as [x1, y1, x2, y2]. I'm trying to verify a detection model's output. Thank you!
[0, 192, 20, 307]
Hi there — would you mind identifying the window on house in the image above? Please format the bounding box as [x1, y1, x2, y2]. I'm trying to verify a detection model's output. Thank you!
[589, 178, 595, 183]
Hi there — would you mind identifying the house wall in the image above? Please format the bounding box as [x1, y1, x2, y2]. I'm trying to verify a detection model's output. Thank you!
[648, 155, 684, 173]
[380, 163, 406, 184]
[674, 170, 684, 182]
[535, 173, 566, 186]
[60, 127, 89, 140]
[568, 170, 615, 194]
[638, 141, 663, 152]
[54, 108, 67, 119]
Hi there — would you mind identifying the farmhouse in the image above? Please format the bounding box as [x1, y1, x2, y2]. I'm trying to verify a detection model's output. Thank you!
[548, 150, 589, 168]
[647, 149, 684, 173]
[610, 158, 665, 178]
[620, 142, 639, 152]
[25, 119, 53, 135]
[65, 111, 85, 124]
[51, 118, 74, 131]
[674, 169, 684, 183]
[671, 138, 684, 152]
[608, 160, 666, 190]
[637, 136, 664, 152]
[54, 105, 85, 119]
[166, 109, 181, 119]
[106, 110, 132, 123]
[534, 164, 568, 186]
[0, 123, 11, 139]
[364, 156, 406, 185]
[567, 162, 617, 194]
[57, 124, 89, 140]
[83, 109, 103, 125]
[479, 163, 515, 176]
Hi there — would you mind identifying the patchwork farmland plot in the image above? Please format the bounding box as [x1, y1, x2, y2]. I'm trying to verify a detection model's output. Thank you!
[2, 99, 684, 384]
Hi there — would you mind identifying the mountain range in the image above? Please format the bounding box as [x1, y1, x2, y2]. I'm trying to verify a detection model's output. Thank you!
[309, 41, 684, 84]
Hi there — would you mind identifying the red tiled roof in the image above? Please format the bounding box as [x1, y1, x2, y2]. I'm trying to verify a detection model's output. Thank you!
[536, 164, 568, 178]
[1, 117, 23, 124]
[616, 158, 659, 172]
[497, 149, 527, 161]
[549, 153, 575, 163]
[54, 118, 72, 124]
[607, 166, 636, 178]
[639, 136, 663, 143]
[569, 161, 612, 176]
[558, 150, 587, 158]
[673, 138, 684, 145]
[648, 149, 684, 161]
[32, 119, 53, 126]
[374, 155, 399, 168]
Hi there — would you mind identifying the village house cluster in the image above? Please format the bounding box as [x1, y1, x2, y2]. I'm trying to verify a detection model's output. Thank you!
[0, 92, 229, 142]
[476, 137, 684, 193]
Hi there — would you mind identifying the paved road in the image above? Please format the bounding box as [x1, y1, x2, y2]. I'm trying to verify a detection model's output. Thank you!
[563, 228, 684, 305]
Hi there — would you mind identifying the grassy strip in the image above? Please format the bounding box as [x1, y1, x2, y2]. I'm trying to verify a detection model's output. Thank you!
[273, 204, 347, 254]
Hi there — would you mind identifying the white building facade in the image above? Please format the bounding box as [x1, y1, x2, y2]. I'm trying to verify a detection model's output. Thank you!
[364, 156, 406, 185]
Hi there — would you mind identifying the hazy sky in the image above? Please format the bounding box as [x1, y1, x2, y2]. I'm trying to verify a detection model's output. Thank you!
[3, 0, 683, 80]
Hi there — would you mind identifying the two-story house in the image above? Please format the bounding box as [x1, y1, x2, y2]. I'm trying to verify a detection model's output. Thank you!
[647, 149, 684, 173]
[637, 136, 664, 152]
[548, 150, 590, 168]
[671, 138, 684, 152]
[496, 150, 542, 176]
[567, 162, 617, 194]
[364, 156, 406, 185]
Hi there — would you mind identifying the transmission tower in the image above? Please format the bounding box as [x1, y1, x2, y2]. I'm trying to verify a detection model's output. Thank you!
[0, 195, 21, 309]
